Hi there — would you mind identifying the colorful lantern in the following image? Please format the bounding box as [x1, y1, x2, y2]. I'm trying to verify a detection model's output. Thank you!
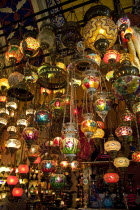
[12, 187, 23, 197]
[106, 70, 115, 82]
[50, 173, 66, 189]
[132, 97, 140, 114]
[115, 126, 132, 139]
[114, 155, 130, 168]
[20, 31, 40, 57]
[41, 156, 56, 174]
[91, 128, 105, 139]
[50, 98, 64, 111]
[103, 172, 119, 183]
[121, 108, 135, 122]
[81, 113, 97, 139]
[5, 39, 23, 63]
[0, 78, 10, 90]
[35, 108, 51, 125]
[83, 15, 118, 54]
[86, 53, 101, 66]
[53, 137, 61, 147]
[82, 70, 100, 96]
[132, 150, 140, 162]
[97, 121, 105, 129]
[70, 160, 79, 171]
[28, 145, 40, 163]
[60, 136, 80, 159]
[103, 50, 120, 64]
[5, 139, 21, 153]
[7, 174, 18, 186]
[18, 164, 29, 174]
[94, 92, 112, 121]
[60, 160, 69, 168]
[116, 17, 130, 31]
[34, 156, 41, 164]
[22, 126, 39, 148]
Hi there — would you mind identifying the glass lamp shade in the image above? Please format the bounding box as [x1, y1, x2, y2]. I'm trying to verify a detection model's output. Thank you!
[38, 22, 56, 50]
[8, 72, 24, 87]
[12, 187, 23, 197]
[22, 127, 39, 141]
[115, 126, 132, 138]
[34, 156, 41, 164]
[132, 98, 140, 114]
[40, 87, 52, 95]
[18, 164, 29, 174]
[70, 160, 79, 171]
[56, 62, 66, 72]
[116, 17, 130, 31]
[25, 71, 38, 83]
[103, 50, 120, 64]
[103, 172, 119, 183]
[94, 92, 111, 121]
[132, 151, 140, 162]
[0, 117, 8, 127]
[106, 70, 115, 82]
[81, 113, 97, 138]
[5, 45, 23, 64]
[104, 135, 121, 152]
[0, 78, 10, 90]
[50, 98, 64, 111]
[26, 108, 35, 116]
[83, 16, 118, 54]
[60, 160, 69, 168]
[86, 53, 101, 66]
[17, 118, 28, 128]
[20, 34, 40, 58]
[35, 108, 51, 125]
[82, 71, 100, 94]
[0, 108, 9, 117]
[7, 175, 18, 186]
[41, 159, 56, 173]
[121, 108, 135, 122]
[62, 122, 78, 137]
[5, 139, 21, 150]
[28, 145, 40, 163]
[91, 128, 105, 139]
[50, 173, 66, 189]
[97, 121, 105, 129]
[121, 27, 133, 40]
[113, 156, 130, 168]
[53, 137, 61, 147]
[7, 126, 17, 133]
[0, 96, 7, 103]
[6, 100, 17, 110]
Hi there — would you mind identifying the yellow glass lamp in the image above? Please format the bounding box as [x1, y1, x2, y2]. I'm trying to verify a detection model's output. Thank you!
[0, 78, 10, 90]
[91, 128, 105, 139]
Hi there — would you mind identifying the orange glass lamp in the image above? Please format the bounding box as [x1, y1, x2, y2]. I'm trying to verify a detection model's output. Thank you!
[18, 164, 29, 174]
[70, 160, 79, 171]
[28, 144, 40, 164]
[132, 141, 140, 163]
[91, 128, 105, 139]
[7, 171, 19, 186]
[103, 50, 120, 64]
[0, 78, 10, 91]
[60, 160, 69, 168]
[121, 27, 133, 41]
[81, 113, 97, 140]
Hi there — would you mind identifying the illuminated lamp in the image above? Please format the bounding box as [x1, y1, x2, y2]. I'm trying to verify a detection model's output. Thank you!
[132, 150, 140, 162]
[132, 97, 140, 114]
[24, 69, 38, 83]
[7, 171, 18, 186]
[115, 125, 132, 141]
[96, 121, 105, 129]
[18, 164, 29, 174]
[60, 133, 80, 162]
[7, 125, 17, 134]
[86, 53, 101, 66]
[5, 38, 23, 63]
[103, 50, 120, 64]
[104, 134, 121, 159]
[5, 139, 21, 154]
[121, 108, 135, 123]
[82, 70, 100, 98]
[106, 70, 115, 82]
[6, 98, 17, 111]
[0, 108, 9, 117]
[41, 155, 56, 174]
[0, 78, 10, 91]
[22, 126, 39, 148]
[17, 116, 28, 132]
[81, 113, 97, 140]
[60, 160, 69, 168]
[20, 30, 40, 58]
[70, 160, 79, 171]
[0, 117, 8, 128]
[121, 27, 133, 41]
[35, 108, 51, 125]
[28, 144, 40, 163]
[113, 152, 130, 173]
[40, 87, 52, 95]
[50, 98, 64, 111]
[0, 96, 7, 103]
[12, 186, 23, 197]
[56, 61, 66, 72]
[53, 137, 61, 147]
[91, 128, 105, 139]
[50, 172, 66, 190]
[103, 170, 119, 183]
[116, 17, 130, 31]
[83, 14, 117, 54]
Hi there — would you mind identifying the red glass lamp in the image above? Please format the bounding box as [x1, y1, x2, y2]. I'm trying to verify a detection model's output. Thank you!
[12, 187, 23, 197]
[7, 173, 19, 186]
[103, 50, 120, 64]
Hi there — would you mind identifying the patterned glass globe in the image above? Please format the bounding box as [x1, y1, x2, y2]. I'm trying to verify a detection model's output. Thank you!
[50, 173, 66, 189]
